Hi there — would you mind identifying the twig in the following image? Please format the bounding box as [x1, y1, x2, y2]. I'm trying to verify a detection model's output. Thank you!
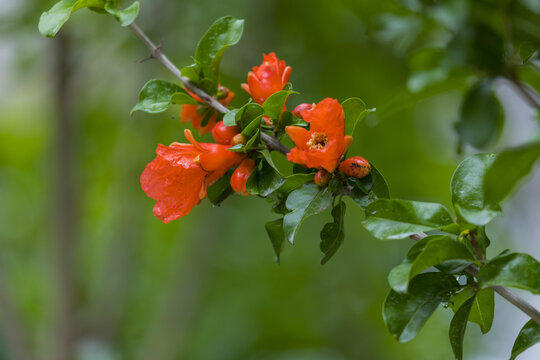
[505, 72, 540, 112]
[411, 232, 540, 325]
[128, 23, 290, 155]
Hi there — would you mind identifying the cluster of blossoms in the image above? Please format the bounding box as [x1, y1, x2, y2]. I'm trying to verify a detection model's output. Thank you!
[141, 52, 371, 223]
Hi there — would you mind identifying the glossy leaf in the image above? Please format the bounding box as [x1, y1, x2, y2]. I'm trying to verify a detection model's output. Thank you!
[511, 319, 540, 360]
[455, 80, 503, 150]
[320, 201, 346, 264]
[268, 174, 314, 215]
[451, 154, 501, 226]
[342, 97, 374, 135]
[265, 219, 285, 263]
[263, 90, 297, 121]
[484, 141, 540, 205]
[284, 183, 332, 244]
[449, 295, 475, 360]
[348, 165, 389, 209]
[131, 79, 197, 115]
[388, 235, 475, 293]
[206, 169, 234, 205]
[450, 288, 495, 334]
[194, 16, 244, 86]
[478, 253, 540, 294]
[246, 159, 284, 197]
[235, 103, 264, 129]
[362, 199, 454, 240]
[383, 272, 460, 342]
[104, 1, 139, 26]
[39, 0, 106, 37]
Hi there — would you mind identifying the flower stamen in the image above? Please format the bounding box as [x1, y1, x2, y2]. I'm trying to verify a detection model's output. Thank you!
[307, 132, 329, 150]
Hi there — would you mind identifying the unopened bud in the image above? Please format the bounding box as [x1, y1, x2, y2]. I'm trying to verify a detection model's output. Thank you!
[232, 133, 247, 145]
[338, 156, 371, 179]
[292, 103, 314, 119]
[314, 169, 332, 187]
[217, 85, 230, 100]
[212, 121, 240, 145]
[231, 158, 256, 196]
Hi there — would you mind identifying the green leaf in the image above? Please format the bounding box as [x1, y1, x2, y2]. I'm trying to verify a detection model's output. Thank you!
[39, 0, 106, 37]
[511, 319, 540, 360]
[484, 141, 540, 205]
[265, 219, 285, 263]
[362, 199, 454, 240]
[235, 103, 264, 129]
[455, 79, 503, 150]
[283, 183, 332, 244]
[181, 63, 202, 82]
[246, 159, 284, 197]
[449, 295, 475, 360]
[478, 253, 540, 294]
[206, 169, 234, 205]
[388, 235, 475, 293]
[241, 115, 263, 138]
[194, 16, 244, 88]
[263, 90, 297, 121]
[320, 201, 346, 265]
[342, 97, 374, 135]
[104, 1, 139, 27]
[223, 109, 238, 126]
[268, 174, 314, 215]
[450, 288, 494, 334]
[383, 272, 460, 342]
[451, 154, 501, 226]
[131, 79, 197, 115]
[348, 164, 389, 209]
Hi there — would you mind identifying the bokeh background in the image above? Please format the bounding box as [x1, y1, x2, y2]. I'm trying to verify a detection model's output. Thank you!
[1, 0, 539, 359]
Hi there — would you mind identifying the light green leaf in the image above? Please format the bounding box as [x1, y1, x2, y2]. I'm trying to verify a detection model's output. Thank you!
[484, 141, 540, 205]
[388, 235, 475, 293]
[131, 79, 197, 115]
[362, 199, 454, 240]
[511, 319, 540, 360]
[342, 97, 374, 135]
[104, 1, 139, 27]
[39, 0, 106, 37]
[383, 272, 460, 342]
[320, 201, 346, 264]
[449, 295, 475, 360]
[223, 109, 238, 126]
[451, 154, 501, 226]
[194, 16, 244, 87]
[284, 183, 332, 244]
[478, 253, 540, 294]
[265, 219, 285, 264]
[263, 90, 297, 121]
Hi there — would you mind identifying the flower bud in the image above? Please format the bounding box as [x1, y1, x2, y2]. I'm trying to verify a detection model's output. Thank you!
[231, 158, 256, 196]
[338, 156, 371, 179]
[212, 121, 240, 145]
[232, 133, 247, 146]
[292, 103, 313, 119]
[314, 169, 331, 187]
[217, 85, 230, 100]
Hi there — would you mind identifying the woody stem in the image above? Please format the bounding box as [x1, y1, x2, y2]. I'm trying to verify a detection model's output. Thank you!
[128, 23, 290, 155]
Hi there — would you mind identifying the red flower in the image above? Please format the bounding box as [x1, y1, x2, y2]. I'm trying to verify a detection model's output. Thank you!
[231, 158, 256, 196]
[292, 103, 313, 119]
[141, 129, 244, 223]
[285, 98, 353, 173]
[181, 86, 235, 134]
[241, 52, 291, 105]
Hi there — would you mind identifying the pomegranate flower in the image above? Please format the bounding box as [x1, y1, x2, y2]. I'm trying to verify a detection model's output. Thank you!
[141, 129, 244, 223]
[181, 85, 235, 134]
[285, 98, 353, 173]
[241, 52, 292, 105]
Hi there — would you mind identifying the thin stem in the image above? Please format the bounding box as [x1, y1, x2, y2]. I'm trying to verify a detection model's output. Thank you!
[128, 23, 290, 155]
[411, 232, 540, 325]
[469, 232, 484, 261]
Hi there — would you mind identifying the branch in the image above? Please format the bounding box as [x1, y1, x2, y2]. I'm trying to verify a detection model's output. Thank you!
[505, 73, 540, 113]
[411, 232, 540, 325]
[128, 23, 290, 155]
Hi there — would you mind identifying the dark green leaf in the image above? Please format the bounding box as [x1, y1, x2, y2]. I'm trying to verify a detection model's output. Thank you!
[246, 159, 284, 197]
[265, 219, 285, 263]
[455, 79, 503, 150]
[263, 90, 297, 121]
[451, 154, 501, 226]
[39, 0, 106, 37]
[388, 235, 475, 293]
[342, 97, 374, 135]
[236, 103, 264, 129]
[268, 174, 314, 215]
[320, 201, 346, 264]
[206, 169, 234, 205]
[194, 16, 244, 88]
[362, 199, 454, 240]
[450, 288, 495, 334]
[348, 164, 389, 209]
[484, 141, 540, 205]
[104, 1, 139, 26]
[284, 183, 332, 244]
[511, 319, 540, 360]
[383, 272, 460, 342]
[449, 295, 475, 360]
[241, 115, 263, 137]
[131, 79, 197, 115]
[478, 253, 540, 294]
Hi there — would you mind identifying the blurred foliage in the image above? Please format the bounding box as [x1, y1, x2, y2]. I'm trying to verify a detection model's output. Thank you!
[0, 0, 539, 359]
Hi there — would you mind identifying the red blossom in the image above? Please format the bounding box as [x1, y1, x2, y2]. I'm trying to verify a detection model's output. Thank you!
[230, 158, 256, 196]
[241, 52, 291, 105]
